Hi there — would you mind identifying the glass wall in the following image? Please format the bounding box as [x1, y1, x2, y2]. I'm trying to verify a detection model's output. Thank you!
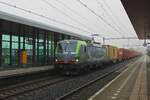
[47, 33, 55, 64]
[0, 19, 78, 69]
[12, 35, 19, 66]
[2, 34, 10, 66]
[25, 36, 33, 65]
[38, 33, 45, 65]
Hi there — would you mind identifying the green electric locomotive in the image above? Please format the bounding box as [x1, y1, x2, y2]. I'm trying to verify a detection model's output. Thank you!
[55, 40, 107, 74]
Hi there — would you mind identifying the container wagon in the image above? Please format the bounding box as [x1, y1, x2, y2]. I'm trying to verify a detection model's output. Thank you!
[103, 45, 118, 63]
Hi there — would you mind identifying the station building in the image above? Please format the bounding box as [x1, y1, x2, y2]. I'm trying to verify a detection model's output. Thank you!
[0, 14, 90, 69]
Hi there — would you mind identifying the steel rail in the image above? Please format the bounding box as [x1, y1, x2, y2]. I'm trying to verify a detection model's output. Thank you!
[56, 62, 128, 100]
[0, 76, 68, 100]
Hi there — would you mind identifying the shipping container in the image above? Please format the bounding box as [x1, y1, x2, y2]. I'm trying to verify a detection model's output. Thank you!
[104, 45, 118, 63]
[118, 48, 130, 61]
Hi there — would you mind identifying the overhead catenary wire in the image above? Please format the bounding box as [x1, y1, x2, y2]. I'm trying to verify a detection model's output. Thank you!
[41, 0, 95, 33]
[0, 1, 90, 34]
[100, 0, 137, 38]
[55, 0, 92, 26]
[55, 0, 106, 33]
[76, 0, 124, 37]
[96, 0, 126, 37]
[101, 0, 133, 36]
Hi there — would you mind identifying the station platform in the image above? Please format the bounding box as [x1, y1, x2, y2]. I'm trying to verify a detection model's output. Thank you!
[0, 66, 53, 79]
[89, 55, 149, 100]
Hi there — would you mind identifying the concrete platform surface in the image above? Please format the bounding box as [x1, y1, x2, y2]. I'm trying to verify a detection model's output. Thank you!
[0, 66, 53, 79]
[89, 55, 148, 100]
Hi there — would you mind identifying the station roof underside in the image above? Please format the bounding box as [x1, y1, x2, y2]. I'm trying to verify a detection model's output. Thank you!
[121, 0, 150, 39]
[0, 11, 92, 41]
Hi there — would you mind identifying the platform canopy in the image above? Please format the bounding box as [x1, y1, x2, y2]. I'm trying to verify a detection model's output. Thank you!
[121, 0, 150, 39]
[0, 0, 138, 40]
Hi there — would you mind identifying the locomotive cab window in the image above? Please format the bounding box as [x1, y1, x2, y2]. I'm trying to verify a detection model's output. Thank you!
[57, 41, 77, 53]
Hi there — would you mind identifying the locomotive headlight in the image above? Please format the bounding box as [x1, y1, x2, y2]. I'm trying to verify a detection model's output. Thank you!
[55, 59, 58, 62]
[76, 59, 79, 62]
[119, 52, 122, 55]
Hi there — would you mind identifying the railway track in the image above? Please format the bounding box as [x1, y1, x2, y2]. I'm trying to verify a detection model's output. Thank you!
[56, 62, 127, 100]
[0, 75, 69, 100]
[58, 57, 141, 100]
[0, 58, 138, 100]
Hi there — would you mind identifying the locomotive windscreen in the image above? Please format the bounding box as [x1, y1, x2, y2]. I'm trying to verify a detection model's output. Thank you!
[57, 41, 77, 53]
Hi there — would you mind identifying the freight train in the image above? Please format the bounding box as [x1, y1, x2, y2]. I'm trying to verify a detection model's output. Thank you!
[55, 40, 141, 74]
